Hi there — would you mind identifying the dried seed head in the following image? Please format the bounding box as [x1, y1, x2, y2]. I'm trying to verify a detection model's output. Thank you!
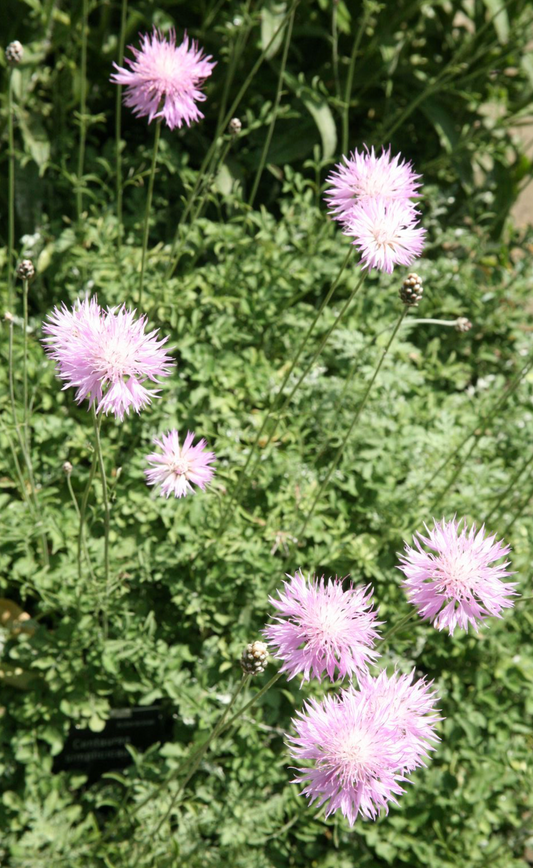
[399, 272, 423, 306]
[16, 259, 35, 281]
[63, 461, 73, 475]
[229, 117, 242, 136]
[4, 311, 14, 323]
[455, 316, 472, 333]
[241, 640, 268, 676]
[5, 41, 23, 65]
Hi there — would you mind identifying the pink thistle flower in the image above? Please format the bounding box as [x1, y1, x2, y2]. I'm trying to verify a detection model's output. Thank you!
[263, 571, 381, 683]
[325, 146, 421, 223]
[111, 29, 215, 130]
[144, 430, 215, 498]
[288, 671, 441, 825]
[43, 298, 174, 421]
[344, 197, 426, 273]
[398, 518, 517, 635]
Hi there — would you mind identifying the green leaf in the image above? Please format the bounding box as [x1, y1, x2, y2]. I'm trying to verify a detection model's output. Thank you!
[284, 71, 337, 159]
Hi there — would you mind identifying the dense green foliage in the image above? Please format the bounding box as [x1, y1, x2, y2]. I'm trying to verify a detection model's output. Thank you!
[1, 0, 533, 865]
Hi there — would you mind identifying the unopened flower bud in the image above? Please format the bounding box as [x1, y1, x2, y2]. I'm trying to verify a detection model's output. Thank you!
[241, 640, 268, 676]
[16, 259, 35, 281]
[4, 311, 14, 323]
[63, 461, 73, 475]
[399, 272, 423, 306]
[455, 316, 472, 333]
[5, 41, 23, 66]
[229, 117, 242, 136]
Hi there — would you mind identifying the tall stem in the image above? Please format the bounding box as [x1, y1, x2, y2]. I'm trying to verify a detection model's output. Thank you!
[342, 3, 371, 155]
[502, 471, 533, 538]
[77, 0, 89, 222]
[483, 450, 533, 527]
[218, 246, 355, 533]
[8, 318, 49, 566]
[297, 308, 407, 541]
[115, 0, 128, 252]
[248, 4, 296, 207]
[92, 410, 110, 636]
[78, 448, 98, 582]
[66, 469, 96, 589]
[427, 352, 533, 512]
[165, 1, 299, 281]
[138, 119, 161, 308]
[22, 277, 29, 452]
[7, 70, 15, 310]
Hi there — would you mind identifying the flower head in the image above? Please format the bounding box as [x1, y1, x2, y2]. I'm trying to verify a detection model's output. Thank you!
[325, 146, 421, 224]
[264, 571, 381, 683]
[288, 670, 440, 825]
[43, 298, 173, 421]
[144, 430, 215, 498]
[344, 197, 426, 273]
[111, 28, 215, 130]
[398, 518, 517, 635]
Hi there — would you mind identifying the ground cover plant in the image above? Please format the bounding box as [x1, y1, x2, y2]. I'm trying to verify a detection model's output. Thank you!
[2, 0, 533, 865]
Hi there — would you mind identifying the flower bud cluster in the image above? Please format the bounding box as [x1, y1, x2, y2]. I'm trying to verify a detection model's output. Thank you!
[240, 640, 268, 675]
[399, 272, 423, 306]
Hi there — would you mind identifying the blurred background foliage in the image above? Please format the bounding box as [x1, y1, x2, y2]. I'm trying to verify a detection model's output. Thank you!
[1, 0, 533, 866]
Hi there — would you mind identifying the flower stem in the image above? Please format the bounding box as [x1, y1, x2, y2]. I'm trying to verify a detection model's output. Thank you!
[217, 246, 355, 534]
[501, 470, 533, 538]
[164, 0, 299, 281]
[342, 3, 371, 155]
[78, 447, 97, 584]
[248, 4, 296, 207]
[76, 0, 89, 223]
[7, 69, 15, 311]
[92, 409, 110, 637]
[426, 351, 533, 513]
[377, 611, 416, 650]
[139, 119, 161, 308]
[22, 277, 29, 453]
[296, 307, 408, 541]
[483, 450, 533, 527]
[66, 470, 96, 590]
[115, 0, 128, 252]
[8, 318, 49, 566]
[216, 0, 253, 129]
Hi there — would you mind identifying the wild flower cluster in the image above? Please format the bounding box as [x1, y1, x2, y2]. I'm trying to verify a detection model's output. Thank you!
[6, 22, 520, 844]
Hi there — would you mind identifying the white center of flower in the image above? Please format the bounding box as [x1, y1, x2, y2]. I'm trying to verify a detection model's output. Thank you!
[169, 453, 192, 477]
[436, 551, 480, 599]
[334, 728, 373, 783]
[99, 337, 133, 380]
[309, 603, 347, 645]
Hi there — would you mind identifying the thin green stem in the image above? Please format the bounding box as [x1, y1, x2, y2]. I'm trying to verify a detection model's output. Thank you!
[216, 0, 253, 129]
[151, 676, 249, 837]
[77, 0, 89, 222]
[332, 2, 341, 101]
[427, 352, 533, 513]
[78, 447, 98, 584]
[7, 70, 15, 310]
[92, 409, 110, 637]
[22, 278, 29, 453]
[342, 3, 371, 155]
[165, 0, 299, 281]
[248, 4, 296, 207]
[483, 451, 533, 528]
[8, 319, 49, 566]
[139, 119, 161, 308]
[115, 0, 128, 252]
[297, 308, 407, 541]
[377, 611, 417, 650]
[502, 471, 533, 538]
[217, 246, 354, 534]
[66, 470, 96, 588]
[0, 414, 32, 512]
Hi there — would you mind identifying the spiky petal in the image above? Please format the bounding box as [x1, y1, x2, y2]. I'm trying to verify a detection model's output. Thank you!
[43, 298, 174, 421]
[264, 571, 381, 683]
[344, 197, 426, 273]
[111, 28, 215, 130]
[144, 430, 215, 498]
[288, 670, 441, 825]
[325, 145, 421, 224]
[398, 518, 517, 635]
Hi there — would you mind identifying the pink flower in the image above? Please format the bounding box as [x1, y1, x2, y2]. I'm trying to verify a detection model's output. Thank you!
[325, 146, 421, 223]
[111, 28, 215, 130]
[263, 571, 381, 683]
[288, 671, 440, 825]
[144, 430, 215, 498]
[398, 518, 517, 635]
[344, 197, 426, 273]
[43, 298, 173, 421]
